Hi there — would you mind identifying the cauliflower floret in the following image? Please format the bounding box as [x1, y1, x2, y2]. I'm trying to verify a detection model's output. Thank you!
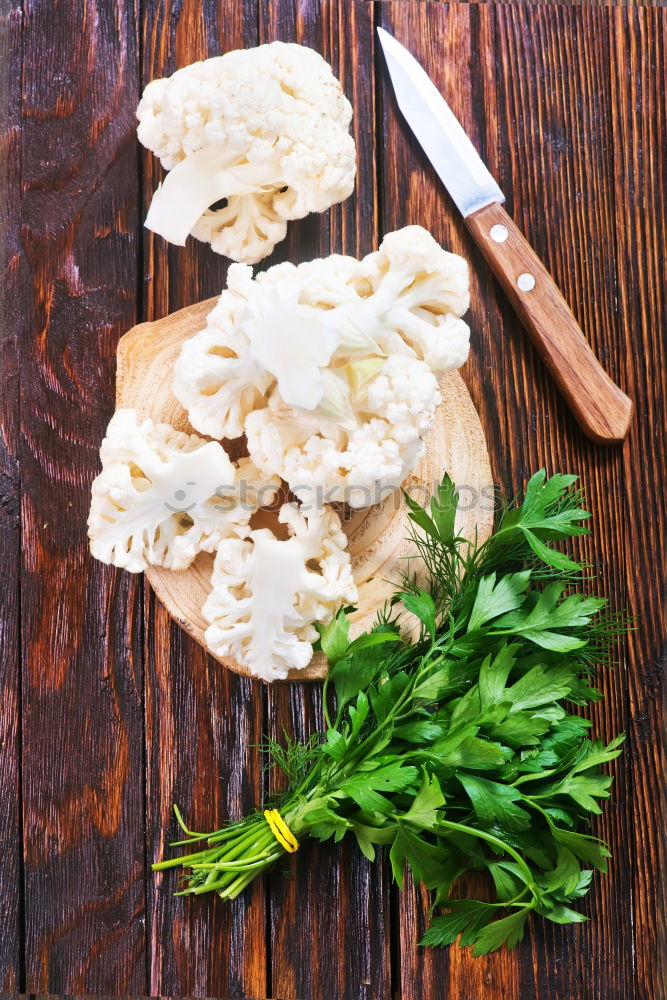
[175, 226, 468, 439]
[358, 225, 471, 373]
[204, 455, 281, 540]
[87, 409, 278, 572]
[203, 503, 358, 681]
[246, 355, 440, 508]
[172, 257, 364, 437]
[174, 225, 469, 506]
[137, 42, 356, 263]
[172, 265, 275, 439]
[193, 192, 288, 266]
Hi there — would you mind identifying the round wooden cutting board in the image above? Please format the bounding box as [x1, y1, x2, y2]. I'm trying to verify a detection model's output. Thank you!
[116, 299, 494, 681]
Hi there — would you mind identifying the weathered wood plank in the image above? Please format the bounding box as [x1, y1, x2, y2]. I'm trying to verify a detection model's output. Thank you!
[0, 1, 23, 991]
[139, 2, 267, 996]
[19, 0, 146, 992]
[609, 9, 667, 1000]
[257, 3, 389, 999]
[406, 0, 655, 7]
[378, 5, 522, 995]
[379, 3, 643, 999]
[493, 8, 635, 997]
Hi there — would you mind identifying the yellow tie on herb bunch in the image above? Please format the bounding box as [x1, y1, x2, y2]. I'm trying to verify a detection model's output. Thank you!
[264, 809, 299, 854]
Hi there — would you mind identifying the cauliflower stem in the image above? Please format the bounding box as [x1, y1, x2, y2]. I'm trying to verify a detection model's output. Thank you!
[145, 147, 280, 246]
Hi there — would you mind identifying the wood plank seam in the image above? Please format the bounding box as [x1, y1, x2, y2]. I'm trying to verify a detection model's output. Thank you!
[370, 5, 403, 998]
[603, 11, 636, 998]
[1, 0, 25, 990]
[19, 0, 147, 989]
[610, 8, 667, 998]
[135, 10, 151, 993]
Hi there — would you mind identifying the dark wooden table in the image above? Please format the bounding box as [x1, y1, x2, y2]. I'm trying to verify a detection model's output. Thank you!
[2, 2, 665, 998]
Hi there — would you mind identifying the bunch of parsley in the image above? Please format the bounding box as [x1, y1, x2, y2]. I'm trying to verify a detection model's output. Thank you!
[154, 471, 625, 956]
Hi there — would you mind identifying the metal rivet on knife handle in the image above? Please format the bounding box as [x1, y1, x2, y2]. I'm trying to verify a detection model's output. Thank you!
[490, 224, 509, 243]
[517, 273, 536, 292]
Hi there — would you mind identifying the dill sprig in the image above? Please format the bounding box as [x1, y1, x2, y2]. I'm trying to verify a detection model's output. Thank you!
[260, 730, 323, 784]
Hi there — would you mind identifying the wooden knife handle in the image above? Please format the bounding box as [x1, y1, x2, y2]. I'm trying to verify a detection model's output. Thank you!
[464, 202, 633, 444]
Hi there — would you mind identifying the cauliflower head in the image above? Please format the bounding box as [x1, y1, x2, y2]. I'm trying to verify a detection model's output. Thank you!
[88, 409, 278, 572]
[203, 503, 358, 681]
[137, 42, 356, 263]
[174, 225, 470, 506]
[245, 354, 440, 507]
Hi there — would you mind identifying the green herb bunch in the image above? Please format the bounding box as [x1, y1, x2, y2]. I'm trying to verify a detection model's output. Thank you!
[153, 472, 625, 956]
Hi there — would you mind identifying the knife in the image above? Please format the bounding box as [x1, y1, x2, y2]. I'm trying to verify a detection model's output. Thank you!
[377, 27, 633, 444]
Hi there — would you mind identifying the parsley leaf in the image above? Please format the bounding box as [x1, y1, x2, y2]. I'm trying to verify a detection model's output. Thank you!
[390, 824, 451, 890]
[472, 908, 531, 956]
[458, 774, 532, 832]
[467, 571, 532, 632]
[401, 772, 446, 831]
[402, 590, 437, 639]
[421, 901, 497, 948]
[318, 607, 350, 664]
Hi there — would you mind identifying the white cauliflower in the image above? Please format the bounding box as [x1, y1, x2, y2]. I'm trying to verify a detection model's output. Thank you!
[245, 354, 440, 507]
[88, 409, 278, 572]
[203, 503, 358, 681]
[172, 264, 275, 439]
[174, 225, 470, 506]
[351, 225, 471, 373]
[137, 42, 356, 263]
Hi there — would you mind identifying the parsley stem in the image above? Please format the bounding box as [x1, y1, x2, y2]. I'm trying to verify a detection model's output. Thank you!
[191, 855, 279, 872]
[435, 819, 538, 895]
[323, 669, 334, 731]
[153, 850, 212, 870]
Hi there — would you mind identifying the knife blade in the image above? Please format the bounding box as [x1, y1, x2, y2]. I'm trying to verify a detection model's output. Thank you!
[377, 26, 632, 445]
